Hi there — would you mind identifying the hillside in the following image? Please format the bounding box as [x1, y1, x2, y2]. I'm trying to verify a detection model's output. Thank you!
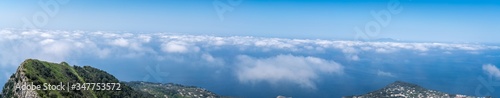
[1, 59, 222, 98]
[344, 81, 489, 98]
[125, 81, 226, 98]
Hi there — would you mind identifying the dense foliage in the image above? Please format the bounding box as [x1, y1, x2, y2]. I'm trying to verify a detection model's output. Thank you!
[1, 59, 154, 98]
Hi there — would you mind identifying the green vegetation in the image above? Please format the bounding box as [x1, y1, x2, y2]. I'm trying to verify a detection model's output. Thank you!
[1, 74, 15, 98]
[2, 59, 226, 98]
[1, 59, 154, 98]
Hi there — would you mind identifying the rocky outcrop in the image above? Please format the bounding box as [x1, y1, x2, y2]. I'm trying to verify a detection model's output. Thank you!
[2, 60, 40, 98]
[2, 59, 221, 98]
[2, 59, 156, 98]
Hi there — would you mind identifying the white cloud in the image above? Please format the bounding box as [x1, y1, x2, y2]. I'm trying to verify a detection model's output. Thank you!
[482, 64, 500, 78]
[344, 54, 359, 61]
[110, 38, 129, 47]
[413, 44, 429, 52]
[161, 41, 190, 53]
[40, 32, 54, 38]
[0, 30, 20, 41]
[201, 53, 224, 67]
[377, 70, 396, 77]
[202, 53, 216, 62]
[40, 41, 72, 62]
[96, 48, 111, 58]
[236, 54, 343, 89]
[40, 39, 55, 45]
[375, 48, 393, 53]
[0, 29, 499, 70]
[350, 55, 359, 61]
[138, 35, 152, 43]
[21, 30, 40, 35]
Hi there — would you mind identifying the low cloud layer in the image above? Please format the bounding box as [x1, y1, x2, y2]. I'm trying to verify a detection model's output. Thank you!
[1, 29, 498, 67]
[482, 64, 500, 78]
[236, 54, 343, 89]
[1, 29, 500, 89]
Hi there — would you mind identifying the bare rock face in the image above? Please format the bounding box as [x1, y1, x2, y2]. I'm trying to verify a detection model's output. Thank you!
[2, 60, 40, 98]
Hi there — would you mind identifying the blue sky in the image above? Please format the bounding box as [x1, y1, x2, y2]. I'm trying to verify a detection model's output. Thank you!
[0, 0, 499, 43]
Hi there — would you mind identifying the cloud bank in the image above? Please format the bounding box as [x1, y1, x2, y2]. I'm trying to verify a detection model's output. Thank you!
[2, 29, 498, 67]
[235, 54, 343, 89]
[1, 29, 500, 89]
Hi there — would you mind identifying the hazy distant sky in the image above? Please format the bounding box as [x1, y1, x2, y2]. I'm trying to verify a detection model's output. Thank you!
[1, 0, 499, 42]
